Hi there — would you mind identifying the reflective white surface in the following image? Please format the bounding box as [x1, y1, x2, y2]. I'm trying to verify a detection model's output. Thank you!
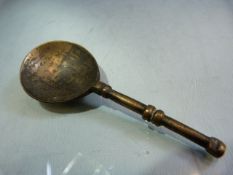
[0, 0, 233, 174]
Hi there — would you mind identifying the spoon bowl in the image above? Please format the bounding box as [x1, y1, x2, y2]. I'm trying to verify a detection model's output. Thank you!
[20, 41, 100, 103]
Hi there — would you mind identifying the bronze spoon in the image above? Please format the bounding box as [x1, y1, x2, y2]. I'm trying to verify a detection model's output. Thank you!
[20, 41, 226, 158]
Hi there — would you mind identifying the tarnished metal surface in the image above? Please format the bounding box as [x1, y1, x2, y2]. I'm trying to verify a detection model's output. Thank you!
[20, 41, 226, 158]
[20, 41, 99, 103]
[92, 81, 226, 158]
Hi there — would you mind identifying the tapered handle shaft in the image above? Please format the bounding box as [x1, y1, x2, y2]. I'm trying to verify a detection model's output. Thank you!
[148, 109, 226, 157]
[92, 81, 226, 158]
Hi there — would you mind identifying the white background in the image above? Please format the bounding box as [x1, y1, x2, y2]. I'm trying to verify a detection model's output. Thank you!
[0, 0, 232, 174]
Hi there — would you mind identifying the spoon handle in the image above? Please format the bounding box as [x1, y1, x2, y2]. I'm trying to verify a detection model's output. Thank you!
[92, 81, 226, 158]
